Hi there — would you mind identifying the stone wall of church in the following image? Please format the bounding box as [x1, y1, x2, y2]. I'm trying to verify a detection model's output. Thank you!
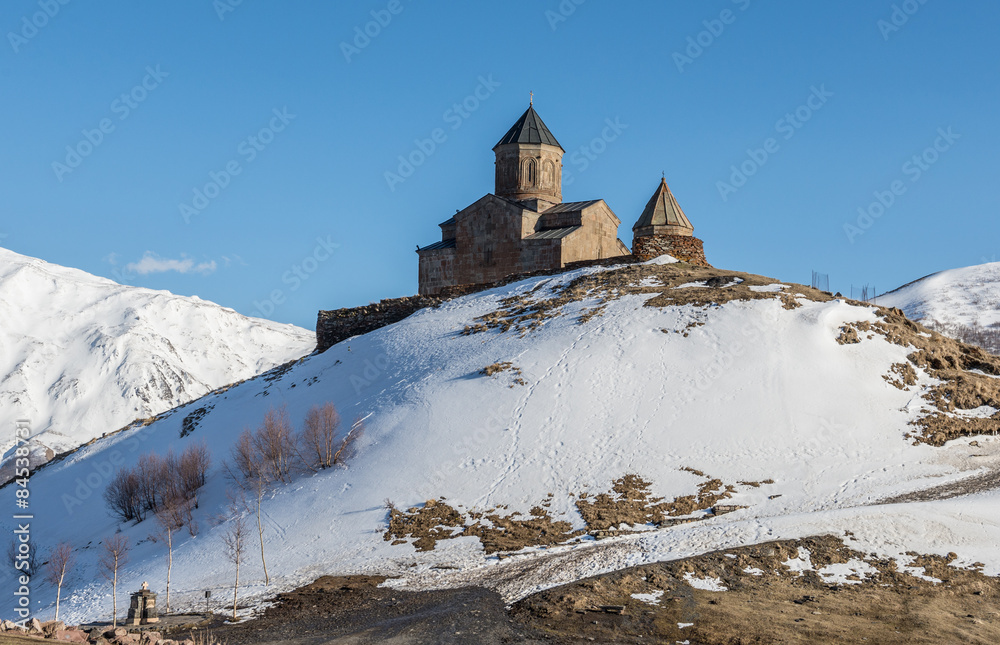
[633, 235, 709, 266]
[559, 208, 628, 265]
[418, 248, 456, 296]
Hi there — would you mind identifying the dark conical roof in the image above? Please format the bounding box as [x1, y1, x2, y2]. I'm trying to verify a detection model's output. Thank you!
[633, 177, 694, 232]
[494, 105, 564, 151]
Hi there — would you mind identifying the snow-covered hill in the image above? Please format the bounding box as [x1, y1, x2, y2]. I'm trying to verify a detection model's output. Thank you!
[0, 247, 314, 463]
[7, 258, 1000, 625]
[880, 262, 1000, 328]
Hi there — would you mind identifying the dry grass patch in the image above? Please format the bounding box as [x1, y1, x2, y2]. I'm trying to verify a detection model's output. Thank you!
[479, 361, 527, 386]
[462, 263, 832, 337]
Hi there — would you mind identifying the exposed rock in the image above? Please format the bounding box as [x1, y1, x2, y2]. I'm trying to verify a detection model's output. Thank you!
[52, 628, 88, 642]
[139, 630, 162, 644]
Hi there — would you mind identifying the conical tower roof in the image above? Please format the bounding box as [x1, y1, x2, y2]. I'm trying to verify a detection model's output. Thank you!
[493, 105, 563, 151]
[632, 177, 694, 235]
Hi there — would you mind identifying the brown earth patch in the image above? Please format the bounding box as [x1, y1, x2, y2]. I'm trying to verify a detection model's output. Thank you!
[575, 471, 760, 534]
[384, 498, 465, 551]
[385, 472, 770, 553]
[462, 263, 832, 336]
[510, 534, 1000, 644]
[836, 307, 1000, 445]
[384, 499, 580, 554]
[884, 361, 918, 389]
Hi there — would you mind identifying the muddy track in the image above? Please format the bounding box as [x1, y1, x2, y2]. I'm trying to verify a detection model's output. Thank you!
[877, 465, 1000, 504]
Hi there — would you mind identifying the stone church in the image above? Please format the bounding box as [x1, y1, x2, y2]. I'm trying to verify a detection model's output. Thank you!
[417, 104, 708, 295]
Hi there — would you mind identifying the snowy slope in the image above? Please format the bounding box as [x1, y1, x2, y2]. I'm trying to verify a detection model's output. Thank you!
[0, 247, 314, 461]
[6, 259, 1000, 624]
[880, 262, 1000, 327]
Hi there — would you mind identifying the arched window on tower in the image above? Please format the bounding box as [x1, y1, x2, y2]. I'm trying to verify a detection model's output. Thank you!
[525, 159, 537, 187]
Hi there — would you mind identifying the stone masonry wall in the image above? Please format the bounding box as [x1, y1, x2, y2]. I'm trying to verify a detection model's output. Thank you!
[317, 256, 638, 352]
[633, 235, 710, 267]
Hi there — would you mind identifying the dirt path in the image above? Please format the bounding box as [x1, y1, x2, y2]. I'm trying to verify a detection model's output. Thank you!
[206, 576, 547, 645]
[878, 465, 1000, 504]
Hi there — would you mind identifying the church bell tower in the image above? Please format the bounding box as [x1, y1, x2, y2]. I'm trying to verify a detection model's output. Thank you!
[493, 103, 564, 206]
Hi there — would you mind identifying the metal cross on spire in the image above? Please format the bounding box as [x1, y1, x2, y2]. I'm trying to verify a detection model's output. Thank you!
[529, 91, 533, 106]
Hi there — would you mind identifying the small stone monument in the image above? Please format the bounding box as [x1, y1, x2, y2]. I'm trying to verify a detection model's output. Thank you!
[126, 581, 159, 625]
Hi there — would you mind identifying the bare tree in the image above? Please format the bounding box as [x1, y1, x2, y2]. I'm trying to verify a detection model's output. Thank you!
[236, 474, 271, 586]
[300, 403, 341, 470]
[105, 443, 211, 526]
[221, 501, 248, 621]
[44, 543, 74, 621]
[135, 452, 169, 515]
[178, 441, 212, 503]
[228, 428, 260, 482]
[253, 406, 296, 483]
[104, 468, 143, 522]
[154, 498, 191, 614]
[99, 535, 130, 627]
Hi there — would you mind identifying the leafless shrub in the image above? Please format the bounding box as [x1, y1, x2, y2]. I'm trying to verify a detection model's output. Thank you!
[299, 403, 341, 470]
[136, 452, 169, 515]
[178, 441, 212, 503]
[104, 467, 144, 522]
[105, 442, 211, 524]
[44, 542, 74, 621]
[228, 428, 260, 482]
[253, 406, 296, 484]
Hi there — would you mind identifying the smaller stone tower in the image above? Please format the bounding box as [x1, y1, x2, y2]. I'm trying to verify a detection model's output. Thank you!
[632, 177, 709, 266]
[492, 104, 564, 208]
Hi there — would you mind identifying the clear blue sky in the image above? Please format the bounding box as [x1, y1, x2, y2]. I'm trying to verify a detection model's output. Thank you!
[2, 1, 998, 328]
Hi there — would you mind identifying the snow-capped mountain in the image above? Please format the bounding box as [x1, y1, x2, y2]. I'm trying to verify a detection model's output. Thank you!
[0, 247, 314, 463]
[6, 258, 1000, 625]
[880, 262, 1000, 328]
